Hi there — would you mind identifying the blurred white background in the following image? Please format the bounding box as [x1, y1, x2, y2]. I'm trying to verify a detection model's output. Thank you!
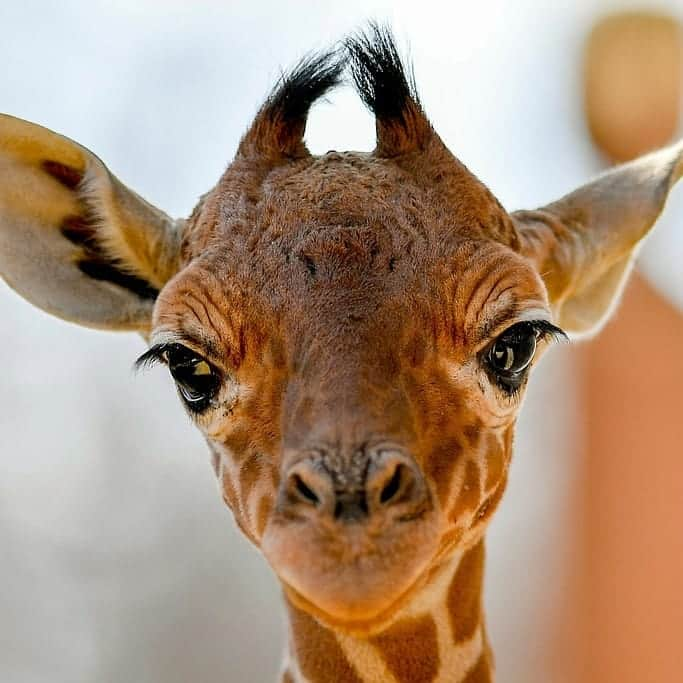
[0, 1, 680, 682]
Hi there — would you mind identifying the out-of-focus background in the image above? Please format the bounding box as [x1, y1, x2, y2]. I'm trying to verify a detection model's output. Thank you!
[1, 2, 681, 682]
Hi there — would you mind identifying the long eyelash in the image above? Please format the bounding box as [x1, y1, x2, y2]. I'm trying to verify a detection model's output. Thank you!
[136, 324, 566, 375]
[134, 344, 171, 372]
[528, 320, 569, 344]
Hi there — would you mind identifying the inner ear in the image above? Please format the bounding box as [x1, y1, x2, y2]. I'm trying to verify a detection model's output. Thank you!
[0, 114, 181, 331]
[514, 141, 683, 335]
[44, 161, 160, 301]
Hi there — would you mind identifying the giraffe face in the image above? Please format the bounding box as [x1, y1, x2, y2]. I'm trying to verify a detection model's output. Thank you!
[8, 26, 679, 655]
[148, 147, 559, 630]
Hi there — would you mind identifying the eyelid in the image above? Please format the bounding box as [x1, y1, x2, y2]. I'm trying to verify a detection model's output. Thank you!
[526, 320, 569, 344]
[478, 319, 568, 354]
[134, 342, 218, 373]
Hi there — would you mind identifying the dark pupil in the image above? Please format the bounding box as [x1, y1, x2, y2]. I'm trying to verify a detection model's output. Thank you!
[166, 346, 219, 408]
[489, 323, 537, 375]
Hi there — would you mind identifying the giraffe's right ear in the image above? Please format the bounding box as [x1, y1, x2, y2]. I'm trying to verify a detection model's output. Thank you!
[513, 142, 683, 336]
[0, 114, 183, 332]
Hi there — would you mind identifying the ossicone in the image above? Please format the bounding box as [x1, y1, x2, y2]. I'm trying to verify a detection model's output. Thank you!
[238, 24, 437, 162]
[237, 48, 346, 160]
[345, 23, 434, 157]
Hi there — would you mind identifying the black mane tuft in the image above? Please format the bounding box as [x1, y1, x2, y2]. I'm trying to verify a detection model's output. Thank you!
[345, 23, 421, 126]
[265, 49, 346, 127]
[239, 48, 346, 158]
[241, 25, 431, 159]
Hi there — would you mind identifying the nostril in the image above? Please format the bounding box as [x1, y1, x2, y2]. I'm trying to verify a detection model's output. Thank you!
[379, 464, 405, 505]
[292, 473, 320, 506]
[281, 449, 426, 521]
[368, 450, 426, 513]
[283, 460, 335, 512]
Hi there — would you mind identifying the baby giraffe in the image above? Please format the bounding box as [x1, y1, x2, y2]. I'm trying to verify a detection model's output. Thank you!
[1, 27, 681, 683]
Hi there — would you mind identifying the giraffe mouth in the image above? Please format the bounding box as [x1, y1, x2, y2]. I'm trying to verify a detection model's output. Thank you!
[261, 511, 441, 633]
[279, 569, 431, 636]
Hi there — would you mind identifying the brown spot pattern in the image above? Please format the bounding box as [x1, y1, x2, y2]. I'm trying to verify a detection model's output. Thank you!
[222, 426, 252, 460]
[476, 472, 507, 525]
[370, 615, 439, 683]
[463, 421, 482, 448]
[426, 437, 463, 503]
[484, 433, 505, 491]
[256, 493, 273, 538]
[239, 453, 264, 506]
[447, 541, 484, 643]
[221, 473, 240, 513]
[450, 460, 481, 522]
[288, 602, 363, 683]
[462, 653, 491, 683]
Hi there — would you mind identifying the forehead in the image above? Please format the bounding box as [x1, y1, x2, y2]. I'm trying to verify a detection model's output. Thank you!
[185, 149, 516, 265]
[155, 152, 548, 354]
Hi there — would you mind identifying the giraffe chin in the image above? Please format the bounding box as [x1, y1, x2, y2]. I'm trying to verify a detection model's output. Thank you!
[261, 516, 441, 636]
[279, 575, 427, 638]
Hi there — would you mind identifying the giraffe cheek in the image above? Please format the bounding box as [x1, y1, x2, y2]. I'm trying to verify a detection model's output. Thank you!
[484, 429, 510, 492]
[221, 473, 240, 513]
[217, 462, 266, 547]
[256, 494, 274, 540]
[448, 460, 482, 525]
[473, 474, 508, 527]
[425, 437, 464, 506]
[221, 482, 258, 545]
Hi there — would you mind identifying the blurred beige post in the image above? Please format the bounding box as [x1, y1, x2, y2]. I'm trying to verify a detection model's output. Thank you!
[576, 12, 683, 682]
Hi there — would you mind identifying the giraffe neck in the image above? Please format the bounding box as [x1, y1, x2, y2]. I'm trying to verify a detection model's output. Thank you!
[280, 540, 492, 683]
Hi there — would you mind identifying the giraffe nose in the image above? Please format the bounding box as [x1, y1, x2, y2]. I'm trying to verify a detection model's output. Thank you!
[280, 448, 428, 523]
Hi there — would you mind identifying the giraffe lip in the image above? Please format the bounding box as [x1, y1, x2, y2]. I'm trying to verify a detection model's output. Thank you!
[261, 511, 441, 630]
[280, 572, 428, 636]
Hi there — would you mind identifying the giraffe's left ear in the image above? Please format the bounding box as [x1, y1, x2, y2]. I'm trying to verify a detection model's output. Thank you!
[513, 142, 683, 335]
[0, 114, 183, 333]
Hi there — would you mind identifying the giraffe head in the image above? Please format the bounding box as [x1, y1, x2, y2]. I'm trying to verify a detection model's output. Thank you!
[1, 27, 681, 636]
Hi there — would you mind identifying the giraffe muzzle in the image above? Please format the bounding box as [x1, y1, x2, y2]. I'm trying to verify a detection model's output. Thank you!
[278, 445, 429, 525]
[261, 443, 440, 627]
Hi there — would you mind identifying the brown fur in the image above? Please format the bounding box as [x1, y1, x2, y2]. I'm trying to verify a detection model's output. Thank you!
[288, 601, 364, 683]
[462, 653, 492, 683]
[448, 542, 485, 643]
[370, 615, 440, 682]
[2, 24, 682, 683]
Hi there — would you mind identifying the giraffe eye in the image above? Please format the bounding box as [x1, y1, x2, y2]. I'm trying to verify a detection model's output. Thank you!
[164, 344, 220, 412]
[485, 322, 538, 392]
